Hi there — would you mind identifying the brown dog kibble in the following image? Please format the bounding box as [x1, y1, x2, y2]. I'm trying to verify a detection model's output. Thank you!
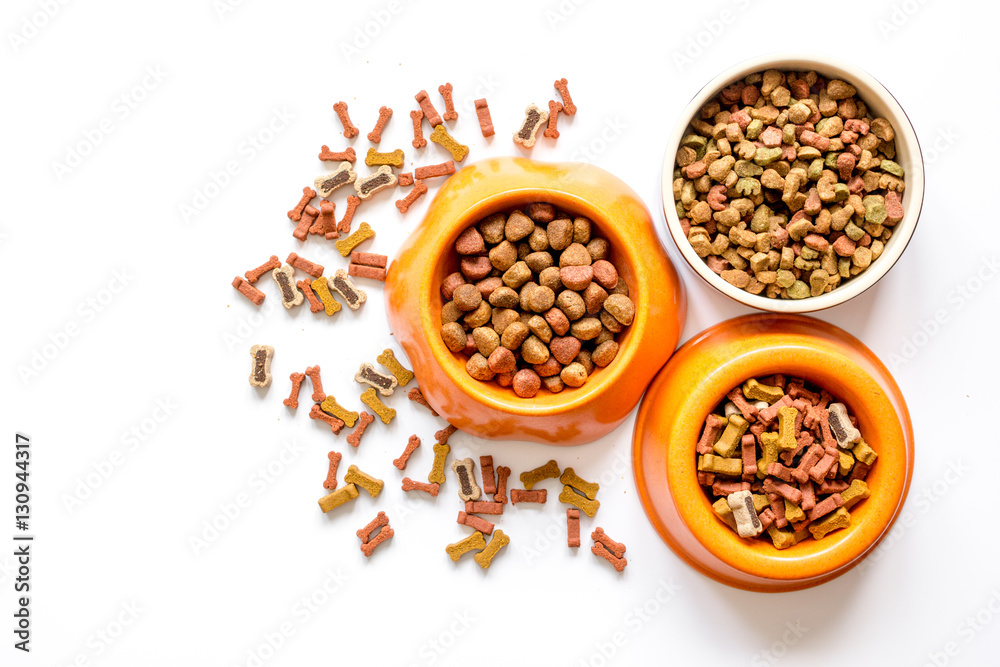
[292, 205, 318, 241]
[560, 467, 599, 500]
[554, 78, 577, 115]
[248, 344, 273, 388]
[494, 465, 511, 504]
[333, 101, 359, 138]
[474, 98, 495, 137]
[304, 365, 325, 402]
[560, 485, 600, 517]
[457, 511, 494, 536]
[511, 489, 547, 504]
[297, 280, 322, 313]
[520, 460, 560, 490]
[357, 511, 389, 544]
[360, 387, 395, 425]
[513, 103, 548, 149]
[591, 527, 626, 571]
[346, 411, 375, 448]
[480, 455, 496, 494]
[393, 435, 421, 470]
[567, 508, 581, 547]
[245, 255, 280, 284]
[410, 109, 427, 149]
[451, 458, 482, 502]
[361, 524, 393, 557]
[415, 161, 455, 180]
[414, 90, 443, 127]
[311, 200, 337, 237]
[344, 464, 384, 498]
[367, 106, 393, 144]
[233, 276, 265, 306]
[398, 172, 414, 187]
[323, 451, 342, 490]
[337, 195, 362, 236]
[318, 146, 356, 163]
[439, 83, 458, 121]
[283, 372, 305, 408]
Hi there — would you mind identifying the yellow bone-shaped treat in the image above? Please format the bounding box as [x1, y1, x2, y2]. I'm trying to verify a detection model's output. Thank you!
[318, 484, 358, 513]
[559, 467, 599, 500]
[344, 464, 384, 498]
[335, 221, 375, 257]
[559, 485, 600, 517]
[360, 387, 396, 425]
[520, 460, 560, 490]
[365, 147, 404, 168]
[743, 378, 784, 403]
[377, 348, 414, 386]
[714, 414, 749, 457]
[428, 442, 450, 485]
[445, 531, 486, 562]
[473, 529, 509, 570]
[320, 396, 358, 427]
[430, 124, 469, 162]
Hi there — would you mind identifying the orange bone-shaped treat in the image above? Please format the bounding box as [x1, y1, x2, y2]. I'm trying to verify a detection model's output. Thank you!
[494, 466, 511, 504]
[438, 83, 458, 121]
[323, 451, 342, 490]
[367, 106, 392, 144]
[286, 252, 324, 278]
[305, 365, 325, 402]
[410, 109, 427, 149]
[309, 404, 344, 435]
[554, 78, 577, 115]
[474, 98, 494, 137]
[318, 146, 356, 163]
[310, 201, 337, 237]
[292, 205, 318, 241]
[398, 172, 414, 187]
[361, 525, 393, 557]
[287, 186, 316, 221]
[284, 372, 305, 408]
[430, 125, 468, 161]
[414, 90, 443, 127]
[407, 387, 438, 415]
[245, 255, 280, 284]
[395, 180, 428, 214]
[544, 100, 563, 139]
[346, 411, 375, 448]
[232, 276, 265, 306]
[335, 195, 362, 237]
[393, 435, 421, 470]
[357, 511, 389, 544]
[415, 161, 455, 180]
[480, 455, 496, 494]
[333, 101, 359, 138]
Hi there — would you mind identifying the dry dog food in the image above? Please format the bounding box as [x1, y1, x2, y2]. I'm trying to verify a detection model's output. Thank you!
[511, 489, 546, 504]
[346, 411, 375, 448]
[305, 365, 325, 402]
[357, 511, 389, 543]
[474, 98, 495, 137]
[345, 464, 384, 497]
[672, 70, 905, 300]
[544, 100, 563, 140]
[521, 460, 560, 490]
[567, 508, 581, 547]
[286, 253, 324, 278]
[378, 349, 414, 386]
[395, 180, 428, 215]
[591, 527, 626, 571]
[367, 106, 393, 144]
[272, 265, 304, 309]
[354, 167, 397, 201]
[335, 222, 375, 257]
[429, 125, 468, 162]
[321, 395, 359, 427]
[457, 511, 493, 535]
[311, 200, 336, 237]
[248, 344, 273, 387]
[402, 477, 440, 496]
[398, 172, 414, 187]
[360, 516, 393, 557]
[318, 483, 358, 513]
[330, 269, 367, 310]
[324, 451, 342, 490]
[360, 387, 395, 424]
[233, 276, 266, 306]
[410, 109, 427, 149]
[697, 375, 874, 548]
[452, 458, 482, 501]
[284, 371, 305, 408]
[446, 530, 486, 561]
[315, 162, 356, 198]
[338, 196, 362, 236]
[365, 147, 405, 168]
[415, 161, 455, 180]
[355, 362, 397, 396]
[310, 404, 344, 435]
[288, 186, 316, 221]
[474, 529, 509, 570]
[560, 467, 599, 499]
[465, 501, 503, 515]
[494, 466, 511, 504]
[349, 252, 389, 282]
[310, 276, 341, 316]
[513, 104, 548, 148]
[428, 442, 450, 485]
[318, 145, 356, 163]
[245, 255, 280, 284]
[393, 434, 421, 470]
[407, 386, 437, 415]
[415, 89, 443, 127]
[292, 205, 318, 241]
[439, 204, 633, 397]
[554, 78, 577, 115]
[560, 486, 600, 517]
[439, 83, 458, 121]
[480, 455, 496, 494]
[333, 101, 359, 138]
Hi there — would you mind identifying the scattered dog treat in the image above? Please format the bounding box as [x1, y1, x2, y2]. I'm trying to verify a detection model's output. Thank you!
[348, 264, 388, 282]
[511, 489, 547, 504]
[335, 222, 375, 257]
[591, 527, 626, 571]
[367, 106, 393, 144]
[357, 511, 389, 544]
[337, 195, 362, 236]
[315, 161, 357, 198]
[672, 69, 905, 300]
[414, 90, 443, 127]
[480, 455, 496, 494]
[398, 172, 414, 187]
[362, 525, 393, 557]
[305, 365, 326, 402]
[513, 104, 548, 148]
[354, 166, 397, 201]
[395, 180, 429, 216]
[402, 477, 440, 496]
[560, 467, 599, 500]
[324, 451, 342, 490]
[346, 411, 375, 448]
[465, 501, 503, 515]
[521, 460, 561, 490]
[567, 509, 581, 548]
[415, 161, 455, 180]
[245, 255, 280, 284]
[435, 424, 457, 444]
[439, 83, 458, 121]
[554, 78, 577, 116]
[321, 395, 359, 427]
[429, 125, 468, 162]
[410, 109, 427, 149]
[345, 464, 384, 498]
[292, 205, 318, 241]
[474, 529, 509, 570]
[446, 530, 486, 561]
[284, 372, 305, 408]
[248, 344, 274, 388]
[407, 386, 438, 416]
[560, 486, 600, 517]
[360, 387, 396, 424]
[288, 186, 316, 221]
[474, 98, 495, 137]
[451, 458, 482, 502]
[286, 252, 324, 278]
[544, 100, 563, 139]
[365, 147, 405, 168]
[377, 349, 414, 386]
[312, 200, 337, 237]
[232, 276, 265, 306]
[310, 404, 345, 435]
[318, 483, 358, 513]
[698, 375, 874, 548]
[318, 145, 356, 163]
[457, 511, 494, 536]
[355, 362, 397, 396]
[494, 466, 511, 504]
[330, 269, 367, 310]
[393, 435, 421, 470]
[333, 101, 359, 138]
[272, 265, 304, 309]
[310, 276, 342, 316]
[428, 442, 450, 484]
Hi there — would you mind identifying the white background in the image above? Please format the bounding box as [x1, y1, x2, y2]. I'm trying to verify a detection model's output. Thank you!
[3, 0, 996, 665]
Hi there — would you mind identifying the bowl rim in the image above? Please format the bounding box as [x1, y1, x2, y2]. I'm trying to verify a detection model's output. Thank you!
[661, 52, 925, 313]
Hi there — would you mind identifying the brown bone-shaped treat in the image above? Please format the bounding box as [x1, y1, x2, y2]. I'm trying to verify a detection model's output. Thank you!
[346, 411, 375, 448]
[232, 277, 265, 306]
[494, 466, 511, 504]
[457, 511, 493, 535]
[474, 529, 509, 569]
[465, 501, 503, 515]
[439, 83, 458, 121]
[315, 162, 357, 198]
[393, 435, 421, 470]
[355, 362, 397, 396]
[398, 172, 414, 187]
[283, 372, 305, 408]
[414, 90, 443, 127]
[245, 255, 280, 284]
[336, 196, 362, 237]
[310, 200, 336, 237]
[592, 527, 626, 557]
[323, 451, 342, 490]
[365, 147, 405, 168]
[520, 460, 560, 490]
[474, 98, 495, 137]
[407, 387, 438, 416]
[309, 404, 344, 435]
[554, 78, 577, 115]
[567, 509, 581, 548]
[451, 458, 482, 502]
[395, 180, 428, 214]
[318, 146, 356, 163]
[435, 424, 457, 444]
[559, 467, 599, 500]
[304, 365, 325, 402]
[592, 541, 627, 572]
[415, 161, 455, 180]
[292, 205, 318, 241]
[511, 489, 547, 504]
[286, 252, 324, 278]
[357, 511, 389, 544]
[287, 186, 316, 221]
[333, 101, 359, 138]
[248, 344, 273, 387]
[560, 486, 600, 517]
[429, 125, 468, 162]
[367, 106, 393, 144]
[410, 109, 427, 149]
[402, 477, 439, 496]
[513, 104, 549, 149]
[361, 525, 393, 557]
[350, 251, 388, 268]
[544, 100, 563, 139]
[480, 455, 496, 494]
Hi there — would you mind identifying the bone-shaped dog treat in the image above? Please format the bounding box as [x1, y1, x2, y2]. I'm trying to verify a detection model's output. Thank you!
[544, 100, 563, 139]
[355, 362, 397, 396]
[827, 403, 861, 448]
[245, 255, 281, 284]
[367, 106, 393, 144]
[520, 460, 560, 490]
[741, 434, 758, 482]
[430, 125, 469, 162]
[353, 251, 388, 268]
[345, 411, 375, 448]
[248, 344, 274, 387]
[365, 147, 405, 168]
[474, 529, 509, 570]
[727, 388, 759, 421]
[451, 458, 482, 501]
[560, 486, 600, 517]
[329, 269, 367, 311]
[592, 541, 626, 572]
[777, 406, 799, 451]
[304, 365, 325, 402]
[511, 489, 546, 504]
[285, 252, 324, 278]
[354, 165, 398, 201]
[446, 530, 486, 562]
[309, 277, 341, 316]
[758, 395, 793, 426]
[335, 222, 375, 257]
[714, 414, 749, 458]
[333, 101, 359, 138]
[309, 404, 344, 435]
[592, 527, 625, 558]
[344, 464, 384, 498]
[465, 501, 503, 515]
[272, 265, 303, 309]
[284, 372, 305, 408]
[361, 525, 393, 557]
[457, 511, 494, 536]
[232, 277, 266, 306]
[318, 145, 356, 163]
[398, 172, 414, 187]
[297, 280, 324, 313]
[321, 396, 359, 428]
[554, 78, 577, 116]
[513, 104, 549, 149]
[335, 196, 362, 237]
[407, 387, 438, 416]
[435, 424, 457, 444]
[743, 378, 784, 403]
[480, 455, 496, 494]
[428, 442, 450, 484]
[315, 162, 357, 198]
[357, 511, 389, 544]
[349, 264, 387, 282]
[318, 483, 358, 513]
[809, 447, 840, 484]
[560, 467, 599, 500]
[439, 83, 458, 121]
[395, 180, 428, 214]
[567, 509, 581, 547]
[727, 489, 764, 538]
[806, 493, 844, 522]
[323, 451, 342, 490]
[696, 414, 727, 455]
[292, 205, 318, 241]
[377, 348, 414, 386]
[415, 161, 455, 180]
[474, 98, 495, 137]
[310, 200, 337, 237]
[393, 435, 421, 470]
[494, 466, 511, 504]
[402, 477, 440, 496]
[288, 186, 317, 221]
[414, 90, 443, 127]
[410, 109, 427, 149]
[360, 387, 395, 425]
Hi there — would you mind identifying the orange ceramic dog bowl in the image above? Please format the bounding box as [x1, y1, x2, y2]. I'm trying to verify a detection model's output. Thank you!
[385, 156, 686, 446]
[633, 314, 913, 591]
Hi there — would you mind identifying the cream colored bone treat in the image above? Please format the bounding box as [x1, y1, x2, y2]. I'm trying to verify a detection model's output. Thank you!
[248, 344, 274, 387]
[272, 265, 303, 309]
[513, 104, 549, 149]
[314, 162, 356, 197]
[727, 489, 764, 538]
[354, 362, 398, 396]
[354, 165, 397, 200]
[328, 269, 367, 311]
[827, 403, 861, 448]
[451, 457, 482, 502]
